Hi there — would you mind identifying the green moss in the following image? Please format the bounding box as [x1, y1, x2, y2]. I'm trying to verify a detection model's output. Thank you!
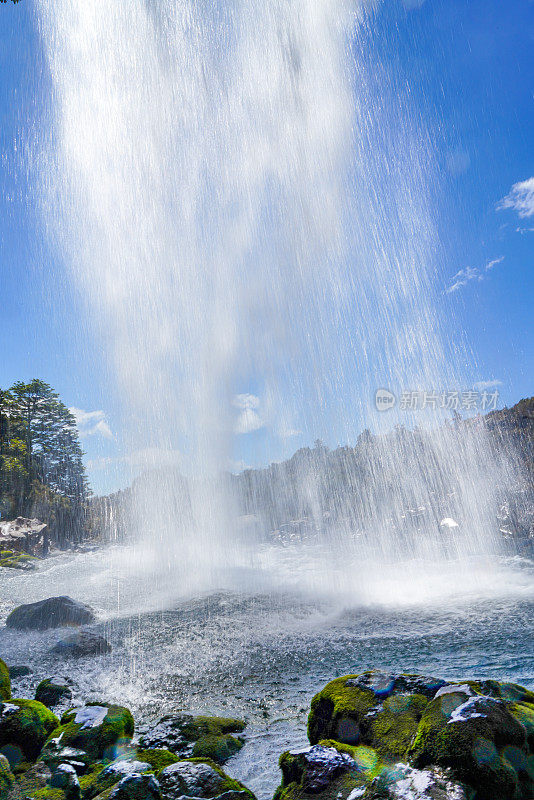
[0, 753, 15, 800]
[191, 733, 243, 764]
[511, 701, 534, 751]
[0, 661, 10, 703]
[32, 788, 67, 800]
[365, 693, 428, 761]
[0, 552, 38, 570]
[136, 748, 180, 772]
[180, 715, 246, 741]
[78, 763, 105, 794]
[45, 703, 134, 763]
[409, 695, 526, 800]
[0, 699, 59, 764]
[308, 676, 376, 745]
[35, 679, 72, 709]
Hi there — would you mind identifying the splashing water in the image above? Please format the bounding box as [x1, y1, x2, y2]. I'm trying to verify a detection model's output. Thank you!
[35, 0, 513, 599]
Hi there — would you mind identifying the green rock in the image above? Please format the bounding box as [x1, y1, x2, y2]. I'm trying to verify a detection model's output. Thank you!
[0, 699, 59, 765]
[35, 679, 73, 709]
[0, 662, 10, 702]
[43, 703, 134, 764]
[0, 753, 15, 800]
[191, 733, 244, 764]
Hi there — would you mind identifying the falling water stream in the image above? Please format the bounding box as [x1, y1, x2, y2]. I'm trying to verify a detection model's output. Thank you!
[3, 1, 532, 797]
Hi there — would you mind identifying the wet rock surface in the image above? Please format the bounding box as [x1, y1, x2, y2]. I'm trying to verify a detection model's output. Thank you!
[6, 597, 96, 631]
[51, 631, 111, 658]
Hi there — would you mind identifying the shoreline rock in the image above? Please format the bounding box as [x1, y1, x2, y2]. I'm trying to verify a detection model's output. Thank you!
[6, 596, 96, 631]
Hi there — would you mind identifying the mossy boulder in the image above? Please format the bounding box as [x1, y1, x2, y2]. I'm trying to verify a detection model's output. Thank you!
[0, 699, 59, 765]
[308, 671, 441, 747]
[192, 733, 244, 764]
[0, 551, 38, 570]
[0, 661, 10, 702]
[35, 679, 73, 709]
[43, 703, 134, 764]
[158, 757, 254, 800]
[300, 672, 534, 800]
[0, 753, 15, 800]
[82, 758, 152, 799]
[139, 713, 246, 759]
[409, 687, 528, 800]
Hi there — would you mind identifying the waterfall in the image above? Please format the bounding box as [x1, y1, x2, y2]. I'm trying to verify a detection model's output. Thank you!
[35, 0, 507, 595]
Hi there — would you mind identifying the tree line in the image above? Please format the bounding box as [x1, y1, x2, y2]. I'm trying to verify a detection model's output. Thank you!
[0, 379, 89, 545]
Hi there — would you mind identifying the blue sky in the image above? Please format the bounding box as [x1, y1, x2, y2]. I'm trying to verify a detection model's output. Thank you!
[0, 0, 533, 495]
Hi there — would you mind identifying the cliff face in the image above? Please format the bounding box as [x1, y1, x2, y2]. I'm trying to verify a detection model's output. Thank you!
[88, 398, 534, 549]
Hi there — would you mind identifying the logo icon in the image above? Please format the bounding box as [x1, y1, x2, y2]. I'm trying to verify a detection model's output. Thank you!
[375, 388, 396, 412]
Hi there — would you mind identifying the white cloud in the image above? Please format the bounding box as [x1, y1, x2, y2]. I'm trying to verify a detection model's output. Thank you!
[485, 256, 504, 271]
[233, 393, 264, 434]
[445, 266, 482, 294]
[516, 227, 534, 235]
[498, 177, 534, 219]
[70, 407, 113, 439]
[445, 257, 504, 294]
[473, 379, 502, 391]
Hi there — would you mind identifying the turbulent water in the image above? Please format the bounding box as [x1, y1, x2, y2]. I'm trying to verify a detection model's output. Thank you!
[1, 548, 534, 798]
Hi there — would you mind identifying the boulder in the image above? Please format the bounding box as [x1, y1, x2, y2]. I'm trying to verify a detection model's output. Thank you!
[192, 734, 243, 764]
[135, 749, 180, 773]
[281, 671, 534, 800]
[158, 759, 254, 800]
[6, 596, 96, 630]
[42, 703, 134, 763]
[0, 662, 10, 703]
[8, 665, 32, 678]
[279, 745, 357, 793]
[51, 631, 111, 658]
[0, 517, 49, 556]
[0, 699, 59, 765]
[139, 714, 245, 762]
[108, 773, 161, 800]
[50, 763, 81, 799]
[35, 678, 74, 708]
[84, 758, 152, 799]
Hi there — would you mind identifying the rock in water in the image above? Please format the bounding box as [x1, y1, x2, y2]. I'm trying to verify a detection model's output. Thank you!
[51, 630, 111, 657]
[0, 517, 49, 556]
[139, 714, 245, 763]
[0, 699, 59, 764]
[6, 596, 96, 630]
[40, 702, 134, 763]
[279, 670, 534, 800]
[35, 677, 74, 707]
[7, 666, 32, 678]
[280, 745, 357, 792]
[158, 761, 225, 799]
